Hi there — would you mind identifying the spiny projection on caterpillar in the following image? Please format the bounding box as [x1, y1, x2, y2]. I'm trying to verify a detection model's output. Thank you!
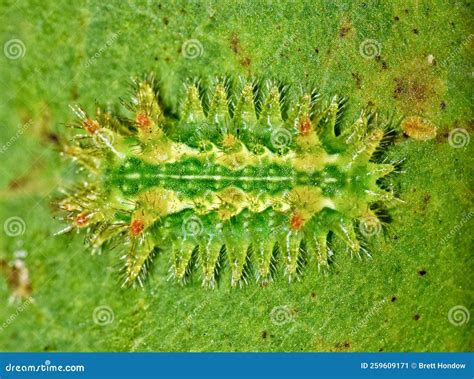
[56, 75, 399, 288]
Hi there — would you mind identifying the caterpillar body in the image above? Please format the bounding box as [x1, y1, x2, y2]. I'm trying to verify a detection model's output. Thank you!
[57, 77, 397, 288]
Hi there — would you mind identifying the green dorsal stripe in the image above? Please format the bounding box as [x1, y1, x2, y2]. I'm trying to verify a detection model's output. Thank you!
[60, 78, 397, 288]
[106, 157, 325, 196]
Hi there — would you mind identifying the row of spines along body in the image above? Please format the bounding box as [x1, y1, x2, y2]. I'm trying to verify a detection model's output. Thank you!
[59, 183, 387, 288]
[67, 77, 389, 165]
[121, 207, 362, 288]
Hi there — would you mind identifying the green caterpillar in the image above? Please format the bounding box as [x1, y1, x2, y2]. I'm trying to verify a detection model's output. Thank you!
[57, 76, 398, 288]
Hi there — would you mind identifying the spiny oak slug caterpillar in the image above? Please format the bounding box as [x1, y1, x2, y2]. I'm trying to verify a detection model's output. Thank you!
[56, 76, 399, 288]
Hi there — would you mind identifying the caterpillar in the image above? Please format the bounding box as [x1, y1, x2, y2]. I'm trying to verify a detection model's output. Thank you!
[56, 76, 398, 288]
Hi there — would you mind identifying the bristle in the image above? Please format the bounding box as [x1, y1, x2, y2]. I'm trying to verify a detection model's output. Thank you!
[56, 76, 399, 288]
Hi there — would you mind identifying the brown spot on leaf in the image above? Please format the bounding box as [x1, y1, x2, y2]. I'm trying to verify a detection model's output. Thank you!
[338, 17, 352, 38]
[240, 56, 251, 67]
[47, 132, 60, 145]
[8, 176, 29, 191]
[334, 341, 352, 351]
[230, 33, 240, 54]
[0, 258, 33, 300]
[392, 59, 444, 113]
[351, 72, 362, 89]
[229, 32, 252, 68]
[394, 77, 427, 102]
[339, 26, 351, 38]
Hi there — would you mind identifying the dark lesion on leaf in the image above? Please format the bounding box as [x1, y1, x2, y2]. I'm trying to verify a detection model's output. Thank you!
[229, 32, 252, 68]
[333, 341, 352, 351]
[8, 176, 30, 191]
[339, 26, 351, 38]
[351, 72, 362, 89]
[0, 258, 33, 301]
[338, 17, 352, 39]
[393, 75, 431, 111]
[230, 32, 240, 54]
